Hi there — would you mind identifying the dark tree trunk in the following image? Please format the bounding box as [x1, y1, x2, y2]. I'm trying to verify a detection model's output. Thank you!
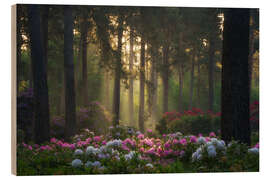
[150, 58, 158, 130]
[41, 5, 49, 73]
[221, 9, 251, 145]
[112, 15, 123, 126]
[139, 37, 145, 133]
[178, 63, 184, 113]
[208, 36, 215, 111]
[28, 5, 50, 144]
[81, 14, 89, 106]
[162, 45, 169, 113]
[128, 28, 135, 127]
[63, 6, 76, 140]
[76, 25, 82, 106]
[197, 61, 201, 108]
[189, 54, 195, 110]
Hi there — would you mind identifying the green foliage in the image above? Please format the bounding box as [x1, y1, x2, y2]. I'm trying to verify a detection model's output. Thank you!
[168, 115, 220, 135]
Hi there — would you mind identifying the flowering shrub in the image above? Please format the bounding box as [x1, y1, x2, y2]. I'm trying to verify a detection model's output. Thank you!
[17, 129, 259, 175]
[51, 101, 112, 138]
[157, 109, 220, 135]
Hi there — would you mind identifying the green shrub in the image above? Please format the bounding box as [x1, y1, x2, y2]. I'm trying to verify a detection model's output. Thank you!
[167, 115, 220, 135]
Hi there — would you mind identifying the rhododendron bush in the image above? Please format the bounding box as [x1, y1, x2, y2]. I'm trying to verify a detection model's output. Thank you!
[17, 127, 259, 175]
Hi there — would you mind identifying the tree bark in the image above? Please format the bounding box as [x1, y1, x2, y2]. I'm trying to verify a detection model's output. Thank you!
[64, 6, 76, 140]
[162, 44, 169, 113]
[128, 28, 135, 127]
[139, 37, 145, 133]
[28, 5, 50, 144]
[81, 14, 89, 106]
[221, 8, 251, 145]
[41, 5, 49, 73]
[197, 61, 201, 108]
[208, 36, 215, 111]
[189, 54, 195, 110]
[178, 63, 184, 113]
[112, 15, 123, 126]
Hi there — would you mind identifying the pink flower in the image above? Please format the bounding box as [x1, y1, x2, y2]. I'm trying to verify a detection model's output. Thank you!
[190, 136, 197, 143]
[102, 140, 107, 145]
[137, 134, 144, 139]
[146, 147, 155, 154]
[179, 138, 187, 146]
[139, 147, 145, 153]
[205, 137, 211, 142]
[28, 145, 33, 151]
[50, 137, 57, 143]
[93, 136, 101, 142]
[164, 141, 171, 149]
[198, 133, 203, 137]
[122, 144, 130, 151]
[173, 139, 179, 145]
[209, 132, 216, 137]
[147, 129, 153, 133]
[254, 143, 259, 149]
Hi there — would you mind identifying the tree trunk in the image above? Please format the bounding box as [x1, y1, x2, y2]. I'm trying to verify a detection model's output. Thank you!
[81, 14, 88, 106]
[189, 54, 195, 110]
[178, 63, 184, 113]
[112, 15, 123, 126]
[64, 6, 76, 140]
[208, 36, 215, 111]
[41, 5, 49, 73]
[197, 61, 201, 108]
[150, 59, 158, 130]
[128, 28, 135, 127]
[139, 37, 145, 133]
[221, 8, 251, 145]
[162, 45, 169, 113]
[28, 5, 50, 144]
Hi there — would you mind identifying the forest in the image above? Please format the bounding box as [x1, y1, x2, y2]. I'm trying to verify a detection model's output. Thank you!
[16, 5, 259, 175]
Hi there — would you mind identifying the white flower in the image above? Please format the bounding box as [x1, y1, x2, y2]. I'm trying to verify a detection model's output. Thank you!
[74, 149, 84, 156]
[92, 161, 101, 167]
[124, 151, 136, 161]
[106, 139, 122, 148]
[72, 159, 83, 168]
[85, 161, 101, 168]
[86, 146, 99, 155]
[248, 147, 259, 154]
[197, 137, 206, 144]
[98, 153, 107, 159]
[146, 163, 154, 168]
[115, 155, 120, 161]
[207, 145, 217, 157]
[211, 138, 219, 145]
[192, 151, 202, 162]
[216, 140, 226, 150]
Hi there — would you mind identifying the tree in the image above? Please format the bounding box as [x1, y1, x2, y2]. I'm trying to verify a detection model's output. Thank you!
[112, 14, 124, 126]
[28, 5, 50, 144]
[138, 36, 146, 132]
[41, 5, 49, 72]
[81, 11, 89, 106]
[221, 8, 251, 144]
[63, 6, 76, 139]
[128, 27, 135, 127]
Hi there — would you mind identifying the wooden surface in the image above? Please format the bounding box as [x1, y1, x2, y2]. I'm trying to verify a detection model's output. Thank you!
[11, 4, 17, 175]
